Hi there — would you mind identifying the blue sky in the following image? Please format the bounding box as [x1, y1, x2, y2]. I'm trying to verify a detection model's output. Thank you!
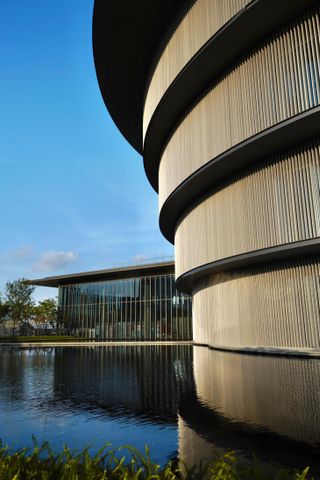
[0, 0, 173, 301]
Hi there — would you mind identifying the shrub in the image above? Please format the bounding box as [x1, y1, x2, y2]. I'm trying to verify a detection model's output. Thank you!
[0, 442, 314, 480]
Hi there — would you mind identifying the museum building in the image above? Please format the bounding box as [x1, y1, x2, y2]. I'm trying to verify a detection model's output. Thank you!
[33, 261, 192, 341]
[93, 0, 320, 352]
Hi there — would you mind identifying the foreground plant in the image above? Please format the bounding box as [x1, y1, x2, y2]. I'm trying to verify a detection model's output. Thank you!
[0, 442, 314, 480]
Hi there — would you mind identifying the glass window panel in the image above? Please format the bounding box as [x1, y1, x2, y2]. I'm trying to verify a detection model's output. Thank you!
[56, 271, 193, 341]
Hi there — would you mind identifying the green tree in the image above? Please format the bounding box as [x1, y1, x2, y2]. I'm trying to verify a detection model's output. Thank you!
[5, 278, 35, 336]
[33, 298, 57, 333]
[0, 296, 10, 324]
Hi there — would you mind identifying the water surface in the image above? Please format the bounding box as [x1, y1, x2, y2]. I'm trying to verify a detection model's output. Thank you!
[0, 345, 320, 472]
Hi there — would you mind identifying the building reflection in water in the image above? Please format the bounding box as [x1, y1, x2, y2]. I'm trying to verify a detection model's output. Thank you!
[0, 345, 320, 471]
[0, 346, 194, 463]
[51, 345, 320, 471]
[52, 345, 195, 424]
[179, 346, 320, 472]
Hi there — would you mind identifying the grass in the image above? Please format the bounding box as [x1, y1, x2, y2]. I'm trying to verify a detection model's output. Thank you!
[0, 336, 79, 343]
[0, 442, 314, 480]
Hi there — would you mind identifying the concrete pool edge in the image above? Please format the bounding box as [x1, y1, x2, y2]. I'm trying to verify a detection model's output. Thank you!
[2, 341, 320, 357]
[194, 342, 320, 358]
[0, 340, 194, 347]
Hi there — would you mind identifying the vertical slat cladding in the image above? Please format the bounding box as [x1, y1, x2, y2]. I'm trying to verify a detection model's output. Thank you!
[143, 0, 251, 138]
[193, 347, 320, 444]
[159, 7, 320, 208]
[193, 257, 320, 349]
[175, 141, 320, 278]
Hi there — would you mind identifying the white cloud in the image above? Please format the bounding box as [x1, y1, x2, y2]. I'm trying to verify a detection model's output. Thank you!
[33, 251, 78, 272]
[11, 246, 34, 260]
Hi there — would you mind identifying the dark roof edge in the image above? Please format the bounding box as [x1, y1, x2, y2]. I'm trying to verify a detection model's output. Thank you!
[31, 261, 175, 288]
[159, 106, 320, 244]
[92, 0, 191, 153]
[176, 239, 320, 294]
[144, 0, 320, 191]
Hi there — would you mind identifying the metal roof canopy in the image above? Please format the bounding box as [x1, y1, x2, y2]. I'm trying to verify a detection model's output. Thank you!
[31, 261, 175, 287]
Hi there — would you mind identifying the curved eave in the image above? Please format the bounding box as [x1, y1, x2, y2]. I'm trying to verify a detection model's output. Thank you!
[176, 238, 320, 294]
[160, 107, 320, 244]
[92, 0, 191, 154]
[143, 0, 320, 191]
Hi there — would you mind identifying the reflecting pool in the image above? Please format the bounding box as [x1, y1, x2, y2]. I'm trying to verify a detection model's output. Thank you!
[0, 345, 320, 472]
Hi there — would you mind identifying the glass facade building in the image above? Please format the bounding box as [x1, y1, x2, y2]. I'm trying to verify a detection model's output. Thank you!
[33, 262, 192, 341]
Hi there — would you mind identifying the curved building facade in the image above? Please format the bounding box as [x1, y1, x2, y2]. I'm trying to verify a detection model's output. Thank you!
[93, 0, 320, 352]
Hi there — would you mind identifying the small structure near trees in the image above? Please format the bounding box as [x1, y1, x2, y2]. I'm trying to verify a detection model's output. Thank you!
[32, 298, 57, 335]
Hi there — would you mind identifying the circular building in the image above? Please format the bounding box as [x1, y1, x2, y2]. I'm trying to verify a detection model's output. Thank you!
[93, 0, 320, 353]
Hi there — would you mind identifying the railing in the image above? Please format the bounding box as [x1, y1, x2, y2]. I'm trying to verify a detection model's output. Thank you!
[113, 256, 174, 268]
